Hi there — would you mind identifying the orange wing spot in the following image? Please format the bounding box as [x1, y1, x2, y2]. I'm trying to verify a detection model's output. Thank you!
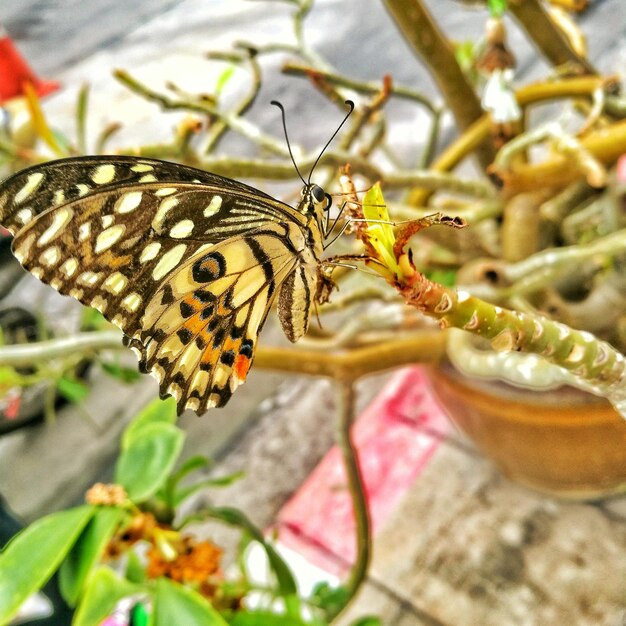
[234, 354, 251, 381]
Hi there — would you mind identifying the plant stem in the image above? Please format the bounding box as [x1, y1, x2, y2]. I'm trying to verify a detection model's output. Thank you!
[407, 75, 615, 205]
[508, 0, 596, 74]
[328, 382, 370, 621]
[396, 273, 626, 403]
[254, 330, 446, 381]
[382, 0, 494, 169]
[494, 118, 626, 194]
[0, 330, 123, 365]
[282, 61, 437, 113]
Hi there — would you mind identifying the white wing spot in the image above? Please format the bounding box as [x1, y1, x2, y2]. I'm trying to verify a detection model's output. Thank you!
[130, 163, 153, 173]
[150, 363, 165, 384]
[90, 295, 108, 313]
[76, 184, 91, 197]
[139, 174, 157, 183]
[14, 233, 36, 263]
[101, 214, 114, 229]
[31, 267, 44, 279]
[185, 398, 200, 412]
[78, 271, 101, 286]
[167, 382, 182, 401]
[50, 278, 62, 291]
[53, 190, 65, 206]
[140, 241, 161, 263]
[169, 219, 194, 239]
[95, 224, 126, 253]
[16, 208, 33, 225]
[61, 258, 78, 277]
[69, 288, 84, 299]
[114, 191, 143, 214]
[39, 246, 61, 267]
[122, 292, 142, 312]
[111, 314, 126, 328]
[152, 196, 179, 230]
[15, 172, 44, 204]
[90, 163, 116, 185]
[206, 393, 220, 410]
[38, 207, 73, 246]
[203, 195, 222, 217]
[152, 243, 186, 280]
[78, 222, 91, 242]
[103, 272, 128, 295]
[155, 187, 177, 197]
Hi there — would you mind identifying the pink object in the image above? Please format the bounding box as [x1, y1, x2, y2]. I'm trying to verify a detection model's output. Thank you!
[616, 154, 626, 184]
[276, 366, 451, 575]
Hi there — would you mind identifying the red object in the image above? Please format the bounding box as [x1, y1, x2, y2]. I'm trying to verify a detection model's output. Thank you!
[0, 28, 59, 103]
[275, 366, 451, 575]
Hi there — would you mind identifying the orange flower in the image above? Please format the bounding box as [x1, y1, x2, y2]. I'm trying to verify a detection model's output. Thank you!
[147, 536, 223, 598]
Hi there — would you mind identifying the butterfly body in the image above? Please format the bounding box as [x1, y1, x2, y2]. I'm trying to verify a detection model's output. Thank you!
[0, 156, 330, 414]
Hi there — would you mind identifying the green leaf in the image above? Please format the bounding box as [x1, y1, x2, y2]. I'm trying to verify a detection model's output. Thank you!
[454, 40, 476, 73]
[0, 366, 21, 386]
[122, 397, 177, 449]
[207, 507, 300, 615]
[115, 422, 185, 502]
[56, 376, 90, 403]
[82, 307, 107, 330]
[164, 455, 212, 494]
[349, 618, 382, 626]
[425, 268, 457, 287]
[58, 507, 124, 607]
[487, 0, 507, 17]
[161, 454, 212, 509]
[73, 567, 143, 626]
[125, 549, 147, 584]
[100, 360, 141, 383]
[215, 66, 236, 96]
[173, 471, 245, 507]
[310, 581, 349, 615]
[230, 611, 320, 626]
[153, 577, 228, 626]
[0, 506, 95, 624]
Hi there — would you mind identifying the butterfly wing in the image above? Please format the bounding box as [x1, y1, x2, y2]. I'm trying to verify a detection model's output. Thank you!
[0, 157, 313, 413]
[129, 225, 302, 413]
[0, 155, 279, 234]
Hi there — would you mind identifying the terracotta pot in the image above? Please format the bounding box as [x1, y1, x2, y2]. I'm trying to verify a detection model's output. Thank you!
[426, 366, 626, 500]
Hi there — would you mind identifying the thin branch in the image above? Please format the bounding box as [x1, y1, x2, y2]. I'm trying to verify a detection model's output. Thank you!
[0, 331, 123, 366]
[328, 382, 371, 620]
[282, 61, 438, 114]
[507, 0, 596, 75]
[407, 75, 616, 205]
[114, 69, 289, 157]
[383, 0, 494, 169]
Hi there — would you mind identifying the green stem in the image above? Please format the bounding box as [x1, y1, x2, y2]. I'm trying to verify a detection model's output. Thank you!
[0, 330, 123, 365]
[329, 382, 371, 621]
[398, 273, 626, 410]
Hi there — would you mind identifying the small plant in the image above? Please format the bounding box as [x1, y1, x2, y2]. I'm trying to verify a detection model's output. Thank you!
[0, 398, 379, 625]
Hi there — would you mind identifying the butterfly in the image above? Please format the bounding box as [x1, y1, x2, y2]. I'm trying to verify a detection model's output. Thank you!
[0, 102, 355, 415]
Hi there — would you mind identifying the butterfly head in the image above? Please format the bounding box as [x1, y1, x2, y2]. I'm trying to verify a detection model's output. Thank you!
[299, 182, 331, 226]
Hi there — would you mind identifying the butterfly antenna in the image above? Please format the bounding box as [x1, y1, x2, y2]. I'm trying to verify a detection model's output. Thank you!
[308, 100, 355, 184]
[271, 100, 307, 186]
